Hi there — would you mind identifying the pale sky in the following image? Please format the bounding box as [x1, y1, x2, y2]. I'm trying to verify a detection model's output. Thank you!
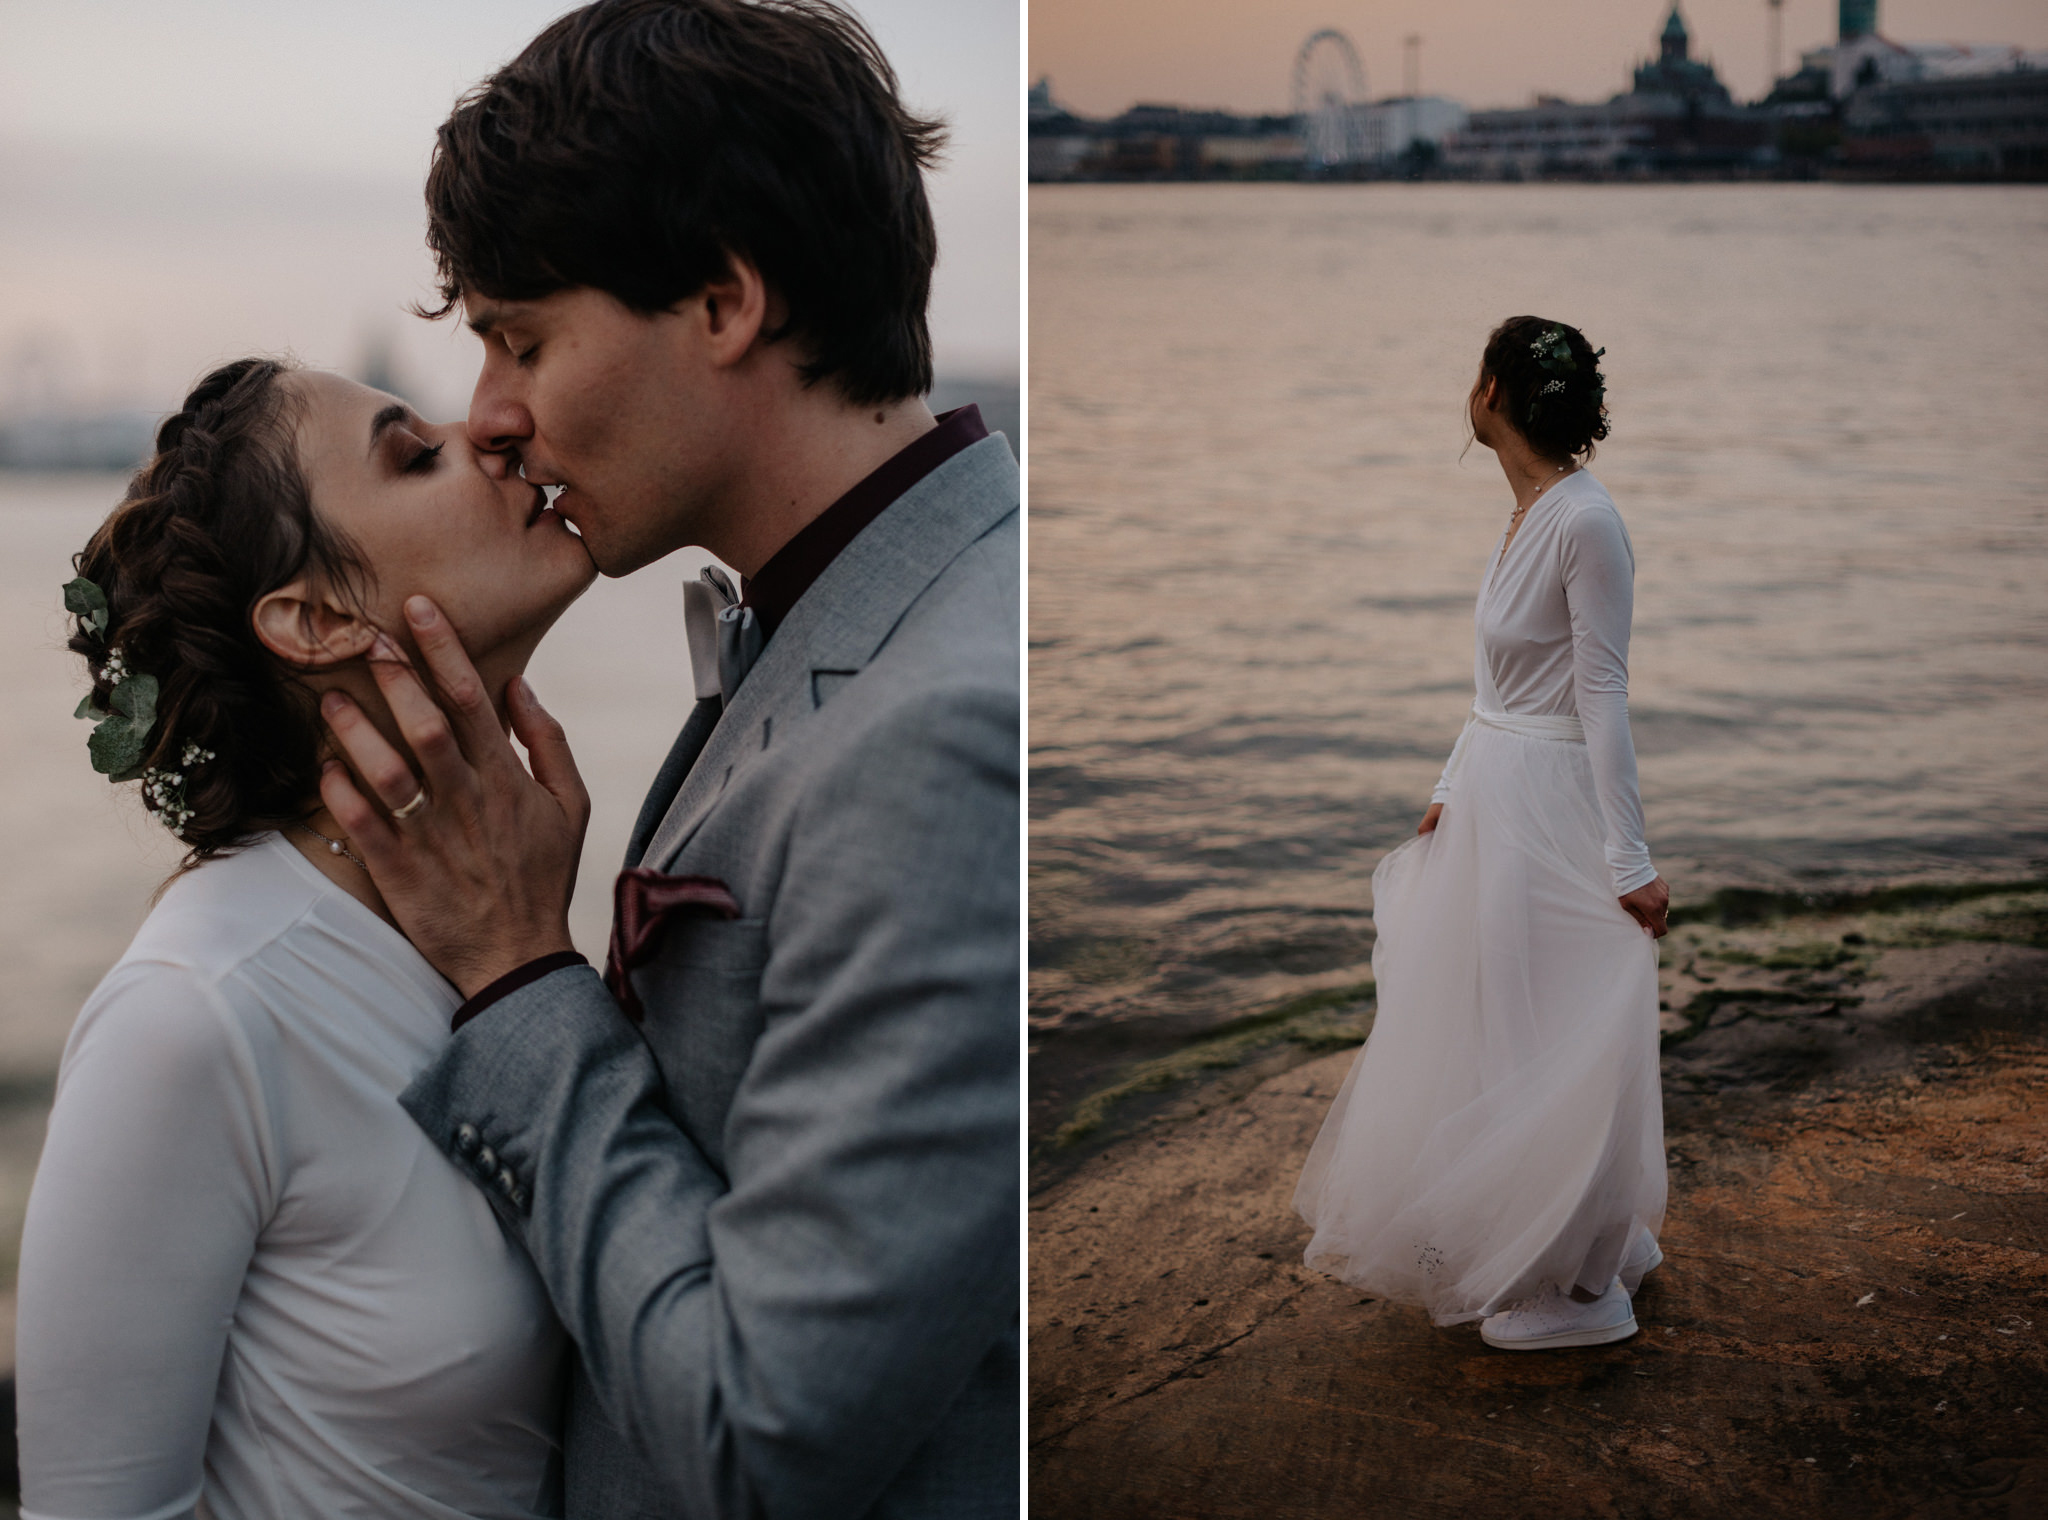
[0, 0, 1019, 418]
[1030, 0, 2048, 118]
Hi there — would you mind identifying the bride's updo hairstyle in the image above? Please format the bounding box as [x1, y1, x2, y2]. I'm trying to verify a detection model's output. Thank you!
[67, 357, 367, 860]
[1479, 315, 1611, 463]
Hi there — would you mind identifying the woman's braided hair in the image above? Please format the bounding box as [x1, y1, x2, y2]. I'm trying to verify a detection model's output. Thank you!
[67, 357, 367, 863]
[1479, 315, 1611, 464]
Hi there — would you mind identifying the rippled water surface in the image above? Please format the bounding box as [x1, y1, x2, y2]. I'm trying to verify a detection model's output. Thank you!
[1029, 184, 2048, 1108]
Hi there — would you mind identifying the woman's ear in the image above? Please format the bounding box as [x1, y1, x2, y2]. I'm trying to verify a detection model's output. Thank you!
[252, 581, 375, 668]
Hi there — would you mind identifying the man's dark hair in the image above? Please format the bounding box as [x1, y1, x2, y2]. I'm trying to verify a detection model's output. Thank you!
[423, 0, 947, 404]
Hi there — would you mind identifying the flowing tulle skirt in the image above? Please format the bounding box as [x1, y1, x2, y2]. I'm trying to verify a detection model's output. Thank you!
[1295, 721, 1665, 1325]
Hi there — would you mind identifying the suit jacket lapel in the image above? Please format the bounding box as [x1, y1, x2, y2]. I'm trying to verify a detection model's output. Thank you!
[624, 696, 723, 869]
[640, 434, 1018, 873]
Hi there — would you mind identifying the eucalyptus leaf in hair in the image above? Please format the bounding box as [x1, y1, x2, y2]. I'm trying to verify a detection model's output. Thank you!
[1530, 328, 1577, 377]
[1525, 329, 1609, 426]
[84, 672, 158, 782]
[88, 720, 147, 781]
[112, 671, 157, 726]
[62, 576, 109, 634]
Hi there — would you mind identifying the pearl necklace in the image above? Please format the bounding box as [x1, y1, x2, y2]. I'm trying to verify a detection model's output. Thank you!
[1507, 463, 1573, 534]
[297, 820, 368, 872]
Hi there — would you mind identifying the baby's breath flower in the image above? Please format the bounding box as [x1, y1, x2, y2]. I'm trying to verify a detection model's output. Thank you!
[139, 743, 213, 839]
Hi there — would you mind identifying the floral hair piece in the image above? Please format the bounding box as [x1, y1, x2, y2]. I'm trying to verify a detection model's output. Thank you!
[65, 574, 214, 836]
[1525, 328, 1607, 427]
[142, 745, 218, 838]
[67, 576, 155, 781]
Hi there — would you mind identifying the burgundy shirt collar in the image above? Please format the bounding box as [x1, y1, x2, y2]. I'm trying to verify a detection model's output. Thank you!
[741, 404, 988, 640]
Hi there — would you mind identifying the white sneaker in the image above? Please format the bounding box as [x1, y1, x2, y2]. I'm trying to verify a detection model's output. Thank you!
[1619, 1225, 1663, 1294]
[1480, 1279, 1638, 1350]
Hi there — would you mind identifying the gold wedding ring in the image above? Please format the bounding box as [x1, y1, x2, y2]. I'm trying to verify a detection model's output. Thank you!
[390, 788, 429, 822]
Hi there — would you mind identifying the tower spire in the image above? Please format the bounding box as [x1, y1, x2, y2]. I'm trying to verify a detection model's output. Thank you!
[1661, 4, 1690, 64]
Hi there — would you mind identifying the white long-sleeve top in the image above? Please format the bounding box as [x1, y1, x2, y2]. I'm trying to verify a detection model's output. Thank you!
[16, 832, 566, 1520]
[1431, 469, 1658, 895]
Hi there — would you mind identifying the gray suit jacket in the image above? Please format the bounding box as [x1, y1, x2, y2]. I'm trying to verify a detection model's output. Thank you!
[401, 436, 1020, 1520]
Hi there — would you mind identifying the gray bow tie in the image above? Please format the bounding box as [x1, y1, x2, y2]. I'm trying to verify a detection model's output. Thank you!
[681, 566, 763, 704]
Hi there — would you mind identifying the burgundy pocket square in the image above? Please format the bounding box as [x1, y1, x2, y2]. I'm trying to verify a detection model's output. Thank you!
[604, 868, 742, 1022]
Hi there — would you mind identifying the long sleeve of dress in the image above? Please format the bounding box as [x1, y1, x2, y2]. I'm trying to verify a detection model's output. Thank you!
[1429, 720, 1472, 806]
[17, 962, 274, 1520]
[1557, 503, 1658, 896]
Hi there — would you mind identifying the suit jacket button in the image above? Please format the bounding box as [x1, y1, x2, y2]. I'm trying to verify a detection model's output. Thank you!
[476, 1145, 498, 1174]
[509, 1185, 529, 1210]
[496, 1166, 518, 1196]
[453, 1123, 481, 1158]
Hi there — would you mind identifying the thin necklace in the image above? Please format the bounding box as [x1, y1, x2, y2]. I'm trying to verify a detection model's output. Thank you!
[1508, 462, 1573, 530]
[297, 820, 368, 873]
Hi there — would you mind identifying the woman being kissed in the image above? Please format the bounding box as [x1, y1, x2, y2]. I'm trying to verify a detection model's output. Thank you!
[17, 357, 595, 1517]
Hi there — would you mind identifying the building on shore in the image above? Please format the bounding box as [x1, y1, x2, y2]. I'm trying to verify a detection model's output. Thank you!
[1796, 0, 2048, 105]
[1443, 5, 1772, 178]
[1443, 97, 1650, 178]
[1028, 74, 1465, 182]
[1764, 0, 2048, 177]
[1030, 93, 1304, 181]
[1839, 68, 2048, 178]
[1631, 4, 1734, 106]
[1028, 77, 1096, 181]
[1028, 0, 2047, 185]
[1361, 97, 1469, 167]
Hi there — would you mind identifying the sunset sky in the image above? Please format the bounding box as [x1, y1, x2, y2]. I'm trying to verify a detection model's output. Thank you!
[0, 0, 1017, 418]
[1030, 0, 2048, 119]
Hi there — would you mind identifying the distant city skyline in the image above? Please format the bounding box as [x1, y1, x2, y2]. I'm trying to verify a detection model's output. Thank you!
[1030, 0, 2048, 118]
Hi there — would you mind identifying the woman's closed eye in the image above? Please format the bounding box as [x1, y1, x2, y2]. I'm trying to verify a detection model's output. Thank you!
[403, 442, 444, 475]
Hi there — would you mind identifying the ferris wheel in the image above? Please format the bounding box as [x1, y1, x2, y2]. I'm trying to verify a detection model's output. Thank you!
[1291, 29, 1368, 171]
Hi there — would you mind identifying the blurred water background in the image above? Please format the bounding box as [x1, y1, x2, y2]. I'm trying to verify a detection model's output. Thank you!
[1029, 182, 2048, 1139]
[0, 1, 1017, 1430]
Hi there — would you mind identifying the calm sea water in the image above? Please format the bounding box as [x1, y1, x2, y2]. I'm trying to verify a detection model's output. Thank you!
[1029, 184, 2048, 1119]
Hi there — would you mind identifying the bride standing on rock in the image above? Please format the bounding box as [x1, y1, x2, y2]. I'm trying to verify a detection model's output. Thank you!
[1295, 316, 1671, 1350]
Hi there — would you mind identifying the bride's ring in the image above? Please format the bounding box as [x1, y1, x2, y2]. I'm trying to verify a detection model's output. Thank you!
[390, 789, 429, 822]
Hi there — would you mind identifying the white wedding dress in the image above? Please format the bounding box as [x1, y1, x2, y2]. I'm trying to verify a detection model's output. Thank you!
[1295, 469, 1666, 1325]
[17, 832, 567, 1519]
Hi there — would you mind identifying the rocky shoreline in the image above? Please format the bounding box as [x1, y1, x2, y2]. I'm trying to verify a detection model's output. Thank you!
[1030, 889, 2048, 1519]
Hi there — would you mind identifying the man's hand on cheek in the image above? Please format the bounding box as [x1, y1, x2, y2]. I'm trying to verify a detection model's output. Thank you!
[319, 596, 590, 998]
